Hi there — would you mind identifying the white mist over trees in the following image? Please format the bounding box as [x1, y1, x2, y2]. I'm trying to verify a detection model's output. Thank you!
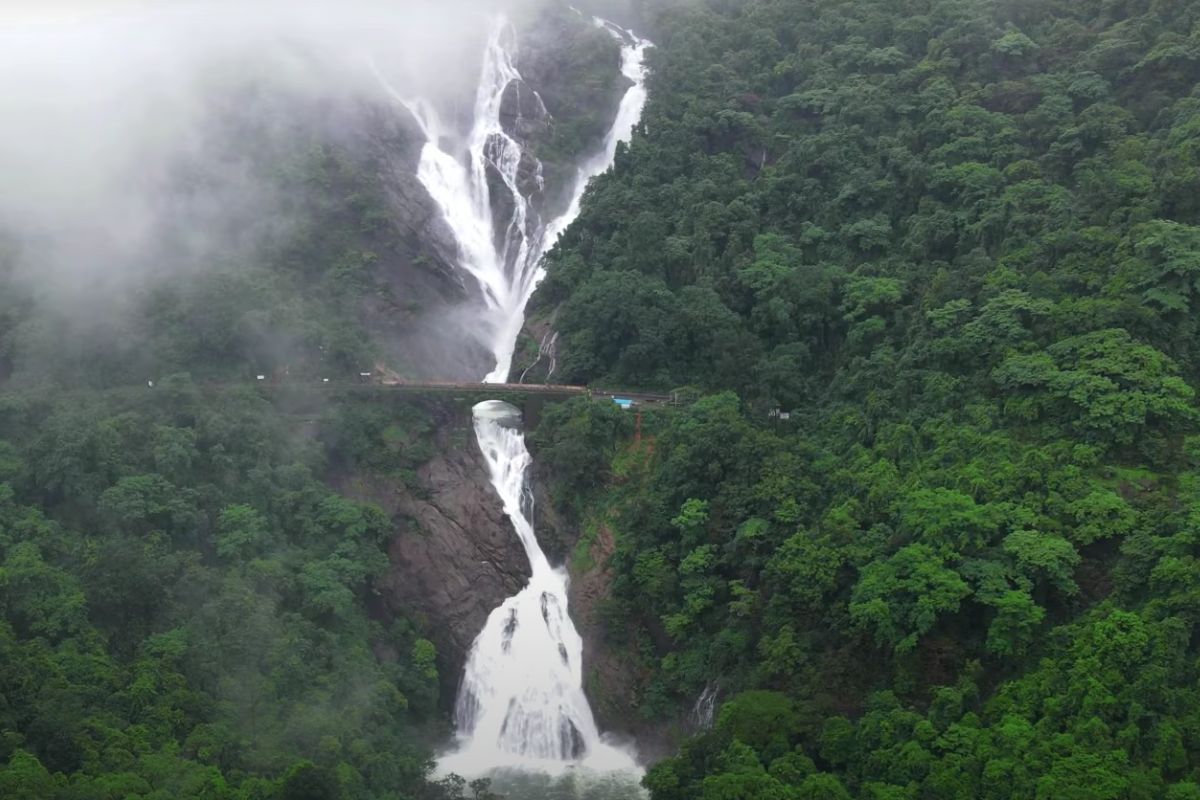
[0, 0, 636, 384]
[0, 1, 499, 291]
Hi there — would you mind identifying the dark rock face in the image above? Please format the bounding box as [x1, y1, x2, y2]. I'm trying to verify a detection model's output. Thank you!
[489, 78, 552, 274]
[351, 103, 497, 380]
[383, 444, 530, 675]
[515, 7, 629, 217]
[364, 105, 463, 291]
[343, 409, 531, 700]
[565, 524, 634, 722]
[483, 139, 546, 275]
[500, 79, 551, 144]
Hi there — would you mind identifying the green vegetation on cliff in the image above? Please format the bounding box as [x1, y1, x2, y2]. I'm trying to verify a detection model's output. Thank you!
[0, 384, 456, 800]
[0, 104, 478, 799]
[534, 0, 1200, 796]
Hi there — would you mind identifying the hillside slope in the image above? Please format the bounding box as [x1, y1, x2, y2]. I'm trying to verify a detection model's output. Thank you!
[530, 0, 1200, 796]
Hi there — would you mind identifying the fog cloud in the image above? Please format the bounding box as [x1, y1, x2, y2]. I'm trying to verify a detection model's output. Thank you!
[0, 0, 536, 299]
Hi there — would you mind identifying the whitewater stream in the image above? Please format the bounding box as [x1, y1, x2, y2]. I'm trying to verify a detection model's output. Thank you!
[440, 400, 640, 779]
[384, 11, 651, 787]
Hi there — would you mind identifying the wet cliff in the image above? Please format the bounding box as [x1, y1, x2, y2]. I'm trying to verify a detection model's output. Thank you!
[514, 7, 630, 217]
[330, 395, 656, 751]
[330, 102, 498, 381]
[324, 3, 643, 736]
[363, 6, 626, 382]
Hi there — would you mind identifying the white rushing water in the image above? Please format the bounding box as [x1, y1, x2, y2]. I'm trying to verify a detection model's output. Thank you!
[440, 401, 639, 777]
[390, 14, 650, 384]
[542, 19, 651, 250]
[384, 10, 652, 781]
[690, 685, 719, 731]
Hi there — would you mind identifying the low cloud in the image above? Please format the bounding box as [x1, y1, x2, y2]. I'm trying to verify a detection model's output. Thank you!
[0, 0, 535, 299]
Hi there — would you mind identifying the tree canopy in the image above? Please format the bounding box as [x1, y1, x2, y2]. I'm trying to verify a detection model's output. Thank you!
[528, 0, 1200, 796]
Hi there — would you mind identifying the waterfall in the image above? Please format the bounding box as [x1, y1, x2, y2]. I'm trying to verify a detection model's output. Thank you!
[691, 685, 719, 731]
[381, 10, 652, 780]
[543, 20, 651, 249]
[384, 13, 649, 385]
[440, 401, 638, 776]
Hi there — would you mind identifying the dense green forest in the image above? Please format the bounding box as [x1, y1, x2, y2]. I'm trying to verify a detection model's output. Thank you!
[531, 0, 1200, 797]
[0, 383, 465, 800]
[0, 116, 488, 797]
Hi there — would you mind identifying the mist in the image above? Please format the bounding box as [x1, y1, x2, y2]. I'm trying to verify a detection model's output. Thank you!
[0, 0, 538, 304]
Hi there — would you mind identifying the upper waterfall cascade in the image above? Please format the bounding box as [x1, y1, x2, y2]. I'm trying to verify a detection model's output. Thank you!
[385, 12, 652, 778]
[394, 13, 650, 385]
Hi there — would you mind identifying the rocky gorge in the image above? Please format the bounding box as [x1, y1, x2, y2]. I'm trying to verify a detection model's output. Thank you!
[321, 4, 647, 748]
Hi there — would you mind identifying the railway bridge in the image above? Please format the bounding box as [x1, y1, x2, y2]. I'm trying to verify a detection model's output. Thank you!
[365, 380, 677, 406]
[249, 377, 681, 424]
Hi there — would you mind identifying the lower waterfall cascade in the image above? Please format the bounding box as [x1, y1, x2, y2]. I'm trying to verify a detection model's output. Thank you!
[384, 10, 652, 781]
[438, 401, 640, 777]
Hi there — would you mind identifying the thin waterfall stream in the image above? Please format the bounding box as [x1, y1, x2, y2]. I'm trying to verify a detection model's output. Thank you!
[380, 12, 651, 781]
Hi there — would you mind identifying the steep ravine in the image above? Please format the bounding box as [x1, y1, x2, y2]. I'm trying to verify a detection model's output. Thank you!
[335, 401, 652, 747]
